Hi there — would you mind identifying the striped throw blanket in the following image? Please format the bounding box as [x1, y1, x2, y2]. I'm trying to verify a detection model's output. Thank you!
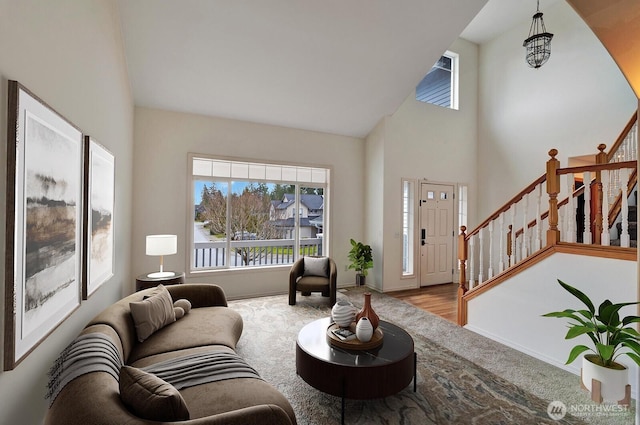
[142, 350, 263, 390]
[46, 333, 261, 406]
[46, 333, 123, 405]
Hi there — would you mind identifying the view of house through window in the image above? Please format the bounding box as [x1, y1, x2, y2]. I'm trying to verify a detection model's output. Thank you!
[415, 51, 459, 110]
[191, 156, 328, 271]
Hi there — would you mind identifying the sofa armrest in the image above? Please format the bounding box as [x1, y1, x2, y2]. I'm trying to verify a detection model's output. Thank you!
[46, 374, 295, 425]
[184, 405, 295, 425]
[167, 284, 228, 308]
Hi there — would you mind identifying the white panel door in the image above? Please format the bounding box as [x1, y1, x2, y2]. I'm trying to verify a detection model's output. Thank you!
[419, 183, 454, 286]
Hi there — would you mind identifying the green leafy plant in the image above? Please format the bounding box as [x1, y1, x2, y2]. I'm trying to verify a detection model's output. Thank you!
[543, 279, 640, 369]
[347, 239, 373, 277]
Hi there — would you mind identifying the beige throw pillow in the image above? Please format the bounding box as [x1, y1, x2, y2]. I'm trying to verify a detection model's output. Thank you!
[129, 285, 176, 342]
[173, 298, 192, 314]
[119, 365, 190, 421]
[303, 256, 329, 277]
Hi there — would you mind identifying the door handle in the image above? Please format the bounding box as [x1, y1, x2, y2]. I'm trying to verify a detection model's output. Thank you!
[421, 229, 426, 245]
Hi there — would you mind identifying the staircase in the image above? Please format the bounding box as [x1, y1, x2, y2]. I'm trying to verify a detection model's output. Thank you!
[457, 111, 638, 326]
[613, 192, 637, 247]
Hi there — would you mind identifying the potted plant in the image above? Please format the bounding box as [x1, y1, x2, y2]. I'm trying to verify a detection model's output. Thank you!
[543, 279, 640, 403]
[347, 239, 373, 286]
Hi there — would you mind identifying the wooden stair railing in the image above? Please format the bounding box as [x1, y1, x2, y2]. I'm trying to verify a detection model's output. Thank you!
[457, 149, 637, 325]
[457, 111, 638, 326]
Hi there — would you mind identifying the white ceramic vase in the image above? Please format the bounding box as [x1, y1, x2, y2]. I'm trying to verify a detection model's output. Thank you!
[581, 355, 628, 402]
[332, 301, 356, 328]
[356, 317, 373, 342]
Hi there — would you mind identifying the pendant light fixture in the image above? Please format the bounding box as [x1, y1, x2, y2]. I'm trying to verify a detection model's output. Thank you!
[523, 0, 553, 69]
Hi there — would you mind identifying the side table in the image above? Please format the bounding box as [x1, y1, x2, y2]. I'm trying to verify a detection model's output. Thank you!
[135, 271, 185, 291]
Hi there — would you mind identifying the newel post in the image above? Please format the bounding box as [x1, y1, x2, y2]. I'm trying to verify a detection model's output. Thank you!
[592, 144, 607, 245]
[546, 149, 561, 246]
[457, 226, 468, 325]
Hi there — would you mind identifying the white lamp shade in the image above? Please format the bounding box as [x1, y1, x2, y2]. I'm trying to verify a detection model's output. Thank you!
[146, 235, 177, 256]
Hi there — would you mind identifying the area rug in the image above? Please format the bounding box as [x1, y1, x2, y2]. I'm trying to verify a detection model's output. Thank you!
[228, 287, 633, 425]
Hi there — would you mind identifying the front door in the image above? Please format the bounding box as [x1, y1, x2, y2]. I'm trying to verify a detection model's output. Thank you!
[419, 183, 454, 286]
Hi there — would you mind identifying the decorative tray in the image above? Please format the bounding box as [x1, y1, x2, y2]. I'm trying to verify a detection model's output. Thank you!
[326, 322, 384, 350]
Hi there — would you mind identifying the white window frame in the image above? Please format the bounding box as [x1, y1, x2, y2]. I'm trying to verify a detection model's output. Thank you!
[416, 50, 459, 110]
[188, 154, 331, 274]
[401, 178, 417, 277]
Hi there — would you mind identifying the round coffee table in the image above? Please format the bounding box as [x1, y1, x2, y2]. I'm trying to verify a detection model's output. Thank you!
[296, 317, 416, 424]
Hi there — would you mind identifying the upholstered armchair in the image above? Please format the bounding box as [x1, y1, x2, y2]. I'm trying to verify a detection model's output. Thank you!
[289, 256, 337, 306]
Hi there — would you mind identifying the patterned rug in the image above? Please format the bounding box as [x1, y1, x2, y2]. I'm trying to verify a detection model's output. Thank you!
[228, 287, 614, 425]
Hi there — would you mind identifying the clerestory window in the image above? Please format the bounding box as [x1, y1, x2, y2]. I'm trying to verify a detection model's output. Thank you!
[189, 155, 330, 273]
[415, 51, 459, 110]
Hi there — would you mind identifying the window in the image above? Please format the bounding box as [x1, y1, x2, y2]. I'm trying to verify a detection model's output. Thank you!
[402, 179, 415, 276]
[190, 155, 329, 271]
[415, 51, 459, 110]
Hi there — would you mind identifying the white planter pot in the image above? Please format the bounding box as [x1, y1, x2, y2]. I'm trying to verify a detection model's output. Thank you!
[581, 355, 628, 402]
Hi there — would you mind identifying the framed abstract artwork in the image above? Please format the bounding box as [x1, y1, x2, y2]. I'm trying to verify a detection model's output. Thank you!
[82, 136, 115, 299]
[4, 81, 83, 370]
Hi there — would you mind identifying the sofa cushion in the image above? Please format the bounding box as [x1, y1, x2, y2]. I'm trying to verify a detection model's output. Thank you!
[303, 256, 329, 277]
[128, 306, 243, 364]
[119, 365, 190, 421]
[129, 285, 176, 342]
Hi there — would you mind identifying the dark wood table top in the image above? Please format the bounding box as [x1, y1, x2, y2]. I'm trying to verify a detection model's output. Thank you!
[296, 317, 415, 400]
[135, 271, 185, 291]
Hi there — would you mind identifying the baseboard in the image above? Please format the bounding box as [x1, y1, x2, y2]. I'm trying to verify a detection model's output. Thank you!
[464, 324, 580, 374]
[464, 324, 639, 400]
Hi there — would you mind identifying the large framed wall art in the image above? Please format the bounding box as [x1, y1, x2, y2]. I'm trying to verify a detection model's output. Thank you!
[4, 81, 83, 370]
[82, 136, 115, 299]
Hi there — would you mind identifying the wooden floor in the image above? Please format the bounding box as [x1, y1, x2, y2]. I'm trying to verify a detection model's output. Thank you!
[388, 282, 458, 323]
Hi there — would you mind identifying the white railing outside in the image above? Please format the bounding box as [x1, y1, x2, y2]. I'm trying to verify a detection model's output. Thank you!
[193, 238, 322, 269]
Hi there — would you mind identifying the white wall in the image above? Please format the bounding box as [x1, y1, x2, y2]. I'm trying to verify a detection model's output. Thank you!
[477, 1, 638, 220]
[364, 118, 386, 292]
[466, 253, 638, 398]
[132, 107, 364, 299]
[0, 1, 134, 424]
[365, 37, 480, 292]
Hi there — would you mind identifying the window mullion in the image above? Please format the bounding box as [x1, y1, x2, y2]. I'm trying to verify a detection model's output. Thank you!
[225, 181, 231, 267]
[294, 184, 300, 259]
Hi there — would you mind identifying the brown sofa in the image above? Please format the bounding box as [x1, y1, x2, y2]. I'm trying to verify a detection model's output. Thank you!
[44, 283, 296, 425]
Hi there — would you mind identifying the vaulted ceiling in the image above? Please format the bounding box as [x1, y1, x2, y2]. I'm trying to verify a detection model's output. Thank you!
[567, 0, 640, 99]
[116, 0, 569, 138]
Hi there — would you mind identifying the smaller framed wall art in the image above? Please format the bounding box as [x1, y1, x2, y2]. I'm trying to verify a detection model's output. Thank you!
[82, 136, 115, 299]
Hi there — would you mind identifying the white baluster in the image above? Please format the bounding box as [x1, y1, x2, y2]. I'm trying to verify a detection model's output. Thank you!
[621, 168, 630, 247]
[521, 193, 528, 259]
[488, 221, 494, 279]
[601, 169, 610, 246]
[583, 171, 592, 244]
[498, 212, 505, 273]
[510, 204, 516, 266]
[535, 184, 542, 251]
[566, 174, 576, 243]
[478, 228, 484, 285]
[558, 205, 564, 242]
[631, 122, 637, 160]
[469, 234, 476, 289]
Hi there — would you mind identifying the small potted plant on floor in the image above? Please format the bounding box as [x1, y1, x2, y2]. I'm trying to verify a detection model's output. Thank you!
[347, 239, 373, 286]
[543, 279, 640, 404]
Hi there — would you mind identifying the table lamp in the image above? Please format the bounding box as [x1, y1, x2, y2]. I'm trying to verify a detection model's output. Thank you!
[146, 234, 177, 278]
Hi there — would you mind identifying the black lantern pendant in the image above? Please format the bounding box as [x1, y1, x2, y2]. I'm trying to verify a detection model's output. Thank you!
[523, 0, 553, 68]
